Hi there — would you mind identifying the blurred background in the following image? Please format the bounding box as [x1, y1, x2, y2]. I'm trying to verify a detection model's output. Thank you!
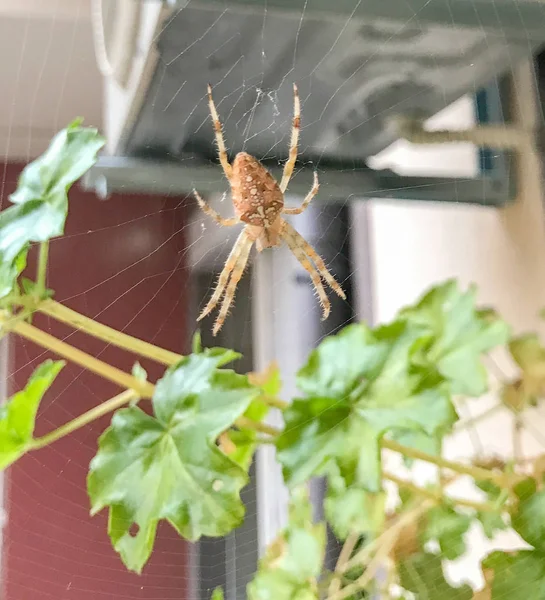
[3, 0, 545, 598]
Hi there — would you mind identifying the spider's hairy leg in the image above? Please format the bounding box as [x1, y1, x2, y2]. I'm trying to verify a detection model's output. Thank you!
[282, 220, 346, 300]
[283, 170, 319, 215]
[281, 220, 331, 320]
[207, 84, 233, 180]
[212, 230, 254, 336]
[197, 229, 250, 323]
[279, 83, 301, 193]
[193, 189, 237, 226]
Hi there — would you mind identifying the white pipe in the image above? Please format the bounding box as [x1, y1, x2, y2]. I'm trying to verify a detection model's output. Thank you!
[90, 0, 141, 88]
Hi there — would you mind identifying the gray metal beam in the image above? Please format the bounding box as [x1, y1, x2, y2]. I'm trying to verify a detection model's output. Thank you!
[166, 0, 545, 36]
[81, 155, 513, 206]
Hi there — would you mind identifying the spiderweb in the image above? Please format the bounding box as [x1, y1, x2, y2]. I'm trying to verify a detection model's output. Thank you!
[2, 1, 545, 599]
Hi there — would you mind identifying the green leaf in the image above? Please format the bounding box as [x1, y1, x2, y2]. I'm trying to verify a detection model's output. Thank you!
[131, 362, 147, 382]
[87, 348, 258, 573]
[296, 323, 389, 398]
[511, 478, 545, 552]
[474, 476, 509, 538]
[399, 552, 473, 599]
[506, 334, 545, 406]
[221, 363, 279, 471]
[210, 588, 224, 600]
[399, 280, 510, 395]
[10, 118, 105, 206]
[247, 486, 325, 600]
[483, 550, 545, 599]
[0, 359, 64, 469]
[478, 511, 508, 539]
[0, 120, 104, 298]
[325, 466, 386, 540]
[421, 505, 471, 560]
[278, 321, 457, 492]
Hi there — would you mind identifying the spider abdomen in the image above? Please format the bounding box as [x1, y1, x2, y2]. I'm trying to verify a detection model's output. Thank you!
[230, 152, 284, 227]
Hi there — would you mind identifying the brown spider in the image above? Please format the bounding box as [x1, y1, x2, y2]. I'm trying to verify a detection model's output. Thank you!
[194, 83, 346, 336]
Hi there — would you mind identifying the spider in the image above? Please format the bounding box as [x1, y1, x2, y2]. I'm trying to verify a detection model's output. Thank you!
[194, 83, 346, 336]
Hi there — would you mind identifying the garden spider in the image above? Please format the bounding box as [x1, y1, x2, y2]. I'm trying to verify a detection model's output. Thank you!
[194, 83, 346, 336]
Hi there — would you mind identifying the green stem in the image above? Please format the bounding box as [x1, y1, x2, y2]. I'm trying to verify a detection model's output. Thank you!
[29, 389, 138, 450]
[454, 403, 503, 432]
[382, 438, 515, 488]
[383, 471, 499, 513]
[236, 417, 280, 437]
[9, 318, 155, 398]
[38, 299, 183, 366]
[341, 499, 434, 576]
[36, 241, 49, 296]
[261, 395, 289, 410]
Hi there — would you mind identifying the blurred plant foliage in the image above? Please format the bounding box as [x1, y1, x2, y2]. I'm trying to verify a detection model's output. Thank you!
[0, 122, 545, 599]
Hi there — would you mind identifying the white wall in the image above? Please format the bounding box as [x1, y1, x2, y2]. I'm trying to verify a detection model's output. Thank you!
[353, 61, 545, 589]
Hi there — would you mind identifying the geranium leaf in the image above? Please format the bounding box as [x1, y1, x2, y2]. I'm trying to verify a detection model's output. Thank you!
[0, 120, 104, 298]
[0, 359, 64, 469]
[511, 478, 545, 552]
[278, 321, 457, 492]
[483, 550, 545, 599]
[247, 486, 325, 600]
[420, 504, 472, 560]
[399, 552, 473, 599]
[399, 280, 510, 395]
[87, 348, 258, 573]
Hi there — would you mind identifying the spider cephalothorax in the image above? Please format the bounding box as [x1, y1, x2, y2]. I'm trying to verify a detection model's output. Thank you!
[194, 83, 346, 335]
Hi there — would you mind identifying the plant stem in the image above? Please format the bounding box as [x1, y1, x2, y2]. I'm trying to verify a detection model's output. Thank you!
[36, 241, 49, 296]
[38, 299, 182, 366]
[383, 471, 499, 513]
[29, 389, 138, 450]
[382, 439, 513, 487]
[340, 499, 434, 577]
[454, 403, 503, 432]
[11, 319, 155, 398]
[236, 417, 280, 437]
[328, 532, 360, 597]
[261, 394, 289, 410]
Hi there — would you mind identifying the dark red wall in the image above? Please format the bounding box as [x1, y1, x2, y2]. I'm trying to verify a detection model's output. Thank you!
[1, 163, 191, 600]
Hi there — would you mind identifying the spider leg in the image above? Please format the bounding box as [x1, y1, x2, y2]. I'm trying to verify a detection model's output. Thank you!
[212, 231, 254, 336]
[281, 220, 331, 320]
[282, 220, 346, 300]
[279, 83, 301, 193]
[194, 189, 237, 226]
[207, 84, 233, 180]
[197, 229, 250, 323]
[283, 171, 319, 215]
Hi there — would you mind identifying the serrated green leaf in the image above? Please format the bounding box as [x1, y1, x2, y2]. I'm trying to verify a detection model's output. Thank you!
[325, 466, 386, 540]
[399, 552, 473, 599]
[421, 505, 471, 560]
[399, 280, 510, 395]
[296, 323, 389, 398]
[0, 121, 104, 298]
[483, 550, 545, 599]
[87, 349, 258, 573]
[511, 478, 545, 552]
[10, 118, 105, 206]
[0, 359, 64, 469]
[247, 487, 325, 600]
[278, 321, 457, 492]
